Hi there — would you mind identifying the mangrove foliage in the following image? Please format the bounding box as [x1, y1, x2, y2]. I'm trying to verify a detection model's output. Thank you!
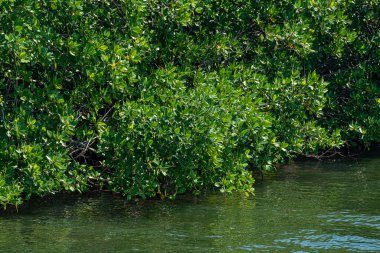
[0, 0, 379, 208]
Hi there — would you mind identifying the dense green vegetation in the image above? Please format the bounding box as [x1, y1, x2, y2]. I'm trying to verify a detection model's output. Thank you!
[0, 0, 379, 208]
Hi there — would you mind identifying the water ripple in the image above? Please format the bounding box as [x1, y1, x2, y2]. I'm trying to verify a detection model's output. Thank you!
[275, 232, 380, 251]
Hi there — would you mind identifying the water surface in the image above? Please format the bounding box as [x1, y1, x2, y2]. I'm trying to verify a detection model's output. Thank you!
[1, 155, 379, 252]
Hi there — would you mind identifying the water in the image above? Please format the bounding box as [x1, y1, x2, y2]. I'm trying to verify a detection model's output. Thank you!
[1, 155, 379, 252]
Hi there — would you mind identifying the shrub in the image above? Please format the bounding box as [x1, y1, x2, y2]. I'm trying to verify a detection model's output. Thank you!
[0, 0, 378, 208]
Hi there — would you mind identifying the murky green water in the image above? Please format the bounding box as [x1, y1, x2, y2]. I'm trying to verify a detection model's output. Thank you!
[1, 155, 379, 252]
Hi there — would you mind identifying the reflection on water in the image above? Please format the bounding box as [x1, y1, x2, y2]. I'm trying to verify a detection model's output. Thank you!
[1, 155, 379, 252]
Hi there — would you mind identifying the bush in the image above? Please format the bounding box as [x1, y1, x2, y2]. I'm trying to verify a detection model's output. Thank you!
[0, 0, 378, 208]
